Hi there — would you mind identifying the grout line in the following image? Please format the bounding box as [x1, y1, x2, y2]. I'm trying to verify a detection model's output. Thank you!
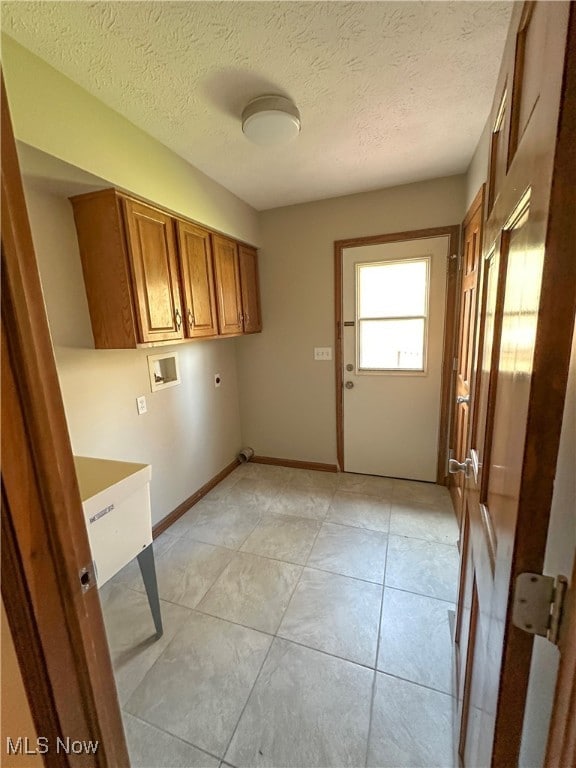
[382, 584, 457, 606]
[219, 629, 277, 763]
[122, 710, 223, 764]
[365, 529, 389, 767]
[374, 669, 455, 699]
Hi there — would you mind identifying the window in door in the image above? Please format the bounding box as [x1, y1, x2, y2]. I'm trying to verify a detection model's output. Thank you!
[356, 256, 430, 372]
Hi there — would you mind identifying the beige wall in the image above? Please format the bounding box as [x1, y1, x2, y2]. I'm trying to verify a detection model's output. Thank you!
[2, 37, 258, 527]
[465, 119, 490, 211]
[23, 182, 242, 526]
[236, 175, 466, 465]
[2, 35, 259, 246]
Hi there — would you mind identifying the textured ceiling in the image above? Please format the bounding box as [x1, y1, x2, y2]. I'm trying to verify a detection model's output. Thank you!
[2, 1, 512, 210]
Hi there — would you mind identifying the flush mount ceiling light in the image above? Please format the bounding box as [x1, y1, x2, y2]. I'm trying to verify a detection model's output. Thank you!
[242, 95, 301, 146]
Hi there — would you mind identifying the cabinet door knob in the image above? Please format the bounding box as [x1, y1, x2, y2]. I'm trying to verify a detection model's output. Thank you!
[175, 308, 182, 330]
[188, 308, 194, 327]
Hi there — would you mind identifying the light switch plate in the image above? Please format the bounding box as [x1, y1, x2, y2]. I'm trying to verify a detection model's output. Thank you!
[136, 395, 147, 415]
[314, 347, 333, 361]
[214, 373, 222, 388]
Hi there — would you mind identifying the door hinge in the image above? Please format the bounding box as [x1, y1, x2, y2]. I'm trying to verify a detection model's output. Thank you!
[453, 357, 458, 371]
[79, 561, 97, 594]
[512, 572, 568, 646]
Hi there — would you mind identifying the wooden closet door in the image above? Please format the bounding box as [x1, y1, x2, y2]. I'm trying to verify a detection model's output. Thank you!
[239, 245, 262, 334]
[212, 234, 243, 336]
[122, 198, 184, 343]
[176, 220, 218, 338]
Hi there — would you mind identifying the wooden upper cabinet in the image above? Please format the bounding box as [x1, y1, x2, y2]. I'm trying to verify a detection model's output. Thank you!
[212, 234, 243, 336]
[175, 220, 218, 339]
[71, 188, 261, 348]
[238, 245, 262, 334]
[122, 198, 184, 343]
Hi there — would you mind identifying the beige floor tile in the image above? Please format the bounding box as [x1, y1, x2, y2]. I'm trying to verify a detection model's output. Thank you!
[223, 477, 281, 512]
[122, 712, 219, 767]
[152, 537, 234, 608]
[288, 468, 340, 491]
[100, 584, 191, 704]
[168, 500, 261, 548]
[240, 514, 320, 565]
[267, 484, 335, 521]
[197, 552, 302, 633]
[337, 472, 396, 498]
[307, 522, 388, 583]
[226, 639, 373, 768]
[326, 490, 391, 533]
[390, 500, 459, 545]
[385, 535, 459, 602]
[278, 568, 381, 666]
[393, 479, 453, 510]
[377, 587, 454, 693]
[126, 612, 272, 758]
[367, 673, 454, 767]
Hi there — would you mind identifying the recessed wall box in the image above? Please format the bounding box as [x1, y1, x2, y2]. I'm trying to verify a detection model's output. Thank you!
[147, 352, 181, 392]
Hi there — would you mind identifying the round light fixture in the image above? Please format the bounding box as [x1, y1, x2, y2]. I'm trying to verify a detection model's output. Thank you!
[242, 95, 301, 146]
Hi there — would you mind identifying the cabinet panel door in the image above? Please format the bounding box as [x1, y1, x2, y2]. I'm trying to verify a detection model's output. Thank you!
[239, 245, 262, 334]
[122, 199, 183, 343]
[212, 234, 242, 336]
[176, 220, 218, 339]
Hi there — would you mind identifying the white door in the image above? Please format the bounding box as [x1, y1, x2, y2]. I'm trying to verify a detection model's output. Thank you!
[342, 235, 449, 481]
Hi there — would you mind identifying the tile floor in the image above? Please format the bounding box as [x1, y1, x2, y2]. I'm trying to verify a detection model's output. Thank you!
[99, 463, 460, 768]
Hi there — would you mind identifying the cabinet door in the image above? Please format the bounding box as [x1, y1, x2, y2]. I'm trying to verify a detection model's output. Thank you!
[238, 245, 262, 334]
[212, 234, 243, 336]
[122, 198, 184, 343]
[176, 220, 218, 339]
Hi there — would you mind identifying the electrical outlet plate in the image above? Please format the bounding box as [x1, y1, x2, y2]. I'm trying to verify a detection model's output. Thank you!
[136, 395, 147, 415]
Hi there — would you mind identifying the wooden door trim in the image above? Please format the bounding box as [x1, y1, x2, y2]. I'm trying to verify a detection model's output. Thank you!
[1, 74, 128, 765]
[334, 224, 460, 481]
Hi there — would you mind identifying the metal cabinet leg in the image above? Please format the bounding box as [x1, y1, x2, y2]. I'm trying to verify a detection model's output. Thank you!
[137, 544, 163, 639]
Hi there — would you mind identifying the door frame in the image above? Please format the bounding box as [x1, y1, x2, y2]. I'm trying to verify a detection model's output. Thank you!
[334, 225, 460, 482]
[1, 75, 129, 766]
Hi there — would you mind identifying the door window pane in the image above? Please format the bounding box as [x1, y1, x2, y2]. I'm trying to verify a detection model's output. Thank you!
[356, 257, 429, 372]
[359, 318, 425, 370]
[359, 260, 427, 318]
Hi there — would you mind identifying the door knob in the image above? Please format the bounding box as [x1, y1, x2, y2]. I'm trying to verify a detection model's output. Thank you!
[456, 395, 470, 405]
[346, 363, 354, 372]
[449, 458, 472, 476]
[345, 381, 354, 389]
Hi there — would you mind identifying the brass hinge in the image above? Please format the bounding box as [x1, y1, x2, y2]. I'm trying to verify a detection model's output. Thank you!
[512, 573, 568, 646]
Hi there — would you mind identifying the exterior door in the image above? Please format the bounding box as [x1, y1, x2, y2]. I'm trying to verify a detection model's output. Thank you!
[176, 219, 219, 339]
[122, 198, 184, 343]
[450, 188, 484, 526]
[212, 234, 243, 336]
[454, 3, 576, 765]
[342, 235, 450, 481]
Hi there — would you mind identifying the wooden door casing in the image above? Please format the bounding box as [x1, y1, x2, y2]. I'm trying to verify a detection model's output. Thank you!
[176, 220, 219, 339]
[239, 244, 262, 334]
[1, 74, 129, 767]
[122, 198, 184, 343]
[212, 233, 243, 336]
[455, 3, 576, 765]
[450, 187, 484, 525]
